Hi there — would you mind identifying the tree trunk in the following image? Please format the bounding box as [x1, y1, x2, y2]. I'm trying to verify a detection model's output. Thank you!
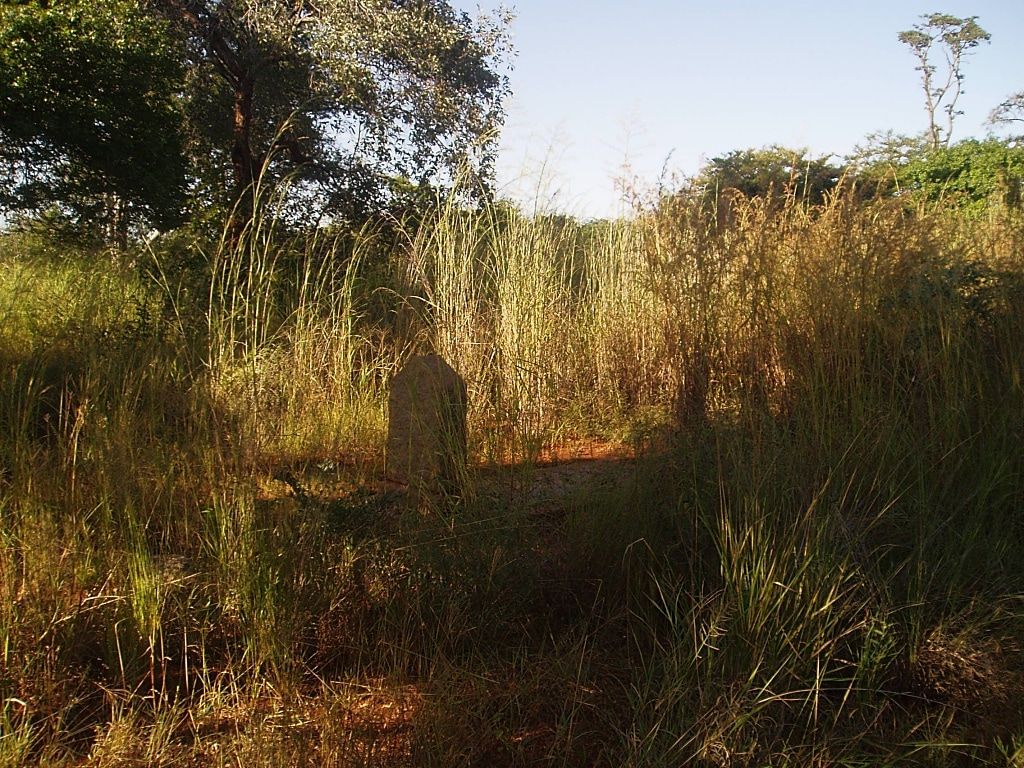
[105, 193, 128, 251]
[230, 72, 258, 243]
[156, 0, 259, 244]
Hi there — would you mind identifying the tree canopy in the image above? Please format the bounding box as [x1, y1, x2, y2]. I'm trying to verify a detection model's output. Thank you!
[156, 0, 512, 227]
[694, 146, 845, 206]
[0, 0, 512, 242]
[0, 0, 188, 238]
[900, 138, 1024, 211]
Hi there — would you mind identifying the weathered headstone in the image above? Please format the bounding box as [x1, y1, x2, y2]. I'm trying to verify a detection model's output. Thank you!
[386, 354, 468, 496]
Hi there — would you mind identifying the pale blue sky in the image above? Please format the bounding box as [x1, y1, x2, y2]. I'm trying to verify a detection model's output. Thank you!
[459, 1, 1024, 218]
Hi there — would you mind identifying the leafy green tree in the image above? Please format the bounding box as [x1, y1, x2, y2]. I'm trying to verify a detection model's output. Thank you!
[898, 13, 990, 150]
[155, 0, 512, 230]
[0, 0, 188, 243]
[695, 146, 844, 206]
[900, 138, 1024, 211]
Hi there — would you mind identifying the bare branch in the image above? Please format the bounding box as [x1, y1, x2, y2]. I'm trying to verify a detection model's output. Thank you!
[990, 92, 1024, 125]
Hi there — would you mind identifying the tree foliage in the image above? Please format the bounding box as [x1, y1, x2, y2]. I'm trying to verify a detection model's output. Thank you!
[843, 131, 931, 196]
[847, 131, 929, 172]
[900, 138, 1024, 211]
[155, 0, 512, 227]
[0, 0, 511, 242]
[898, 13, 990, 151]
[695, 146, 845, 206]
[0, 0, 188, 238]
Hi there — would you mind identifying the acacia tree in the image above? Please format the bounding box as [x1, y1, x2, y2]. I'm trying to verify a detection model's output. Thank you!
[0, 0, 188, 244]
[898, 13, 990, 151]
[154, 0, 512, 231]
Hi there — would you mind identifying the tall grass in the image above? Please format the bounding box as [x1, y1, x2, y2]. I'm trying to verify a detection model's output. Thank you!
[203, 181, 391, 465]
[408, 202, 582, 460]
[560, 194, 1024, 764]
[1, 185, 1022, 765]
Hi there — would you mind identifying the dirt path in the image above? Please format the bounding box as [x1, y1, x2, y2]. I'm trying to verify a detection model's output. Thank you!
[460, 438, 637, 518]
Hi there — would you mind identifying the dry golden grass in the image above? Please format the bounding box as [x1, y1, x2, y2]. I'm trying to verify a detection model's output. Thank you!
[2, 188, 1023, 765]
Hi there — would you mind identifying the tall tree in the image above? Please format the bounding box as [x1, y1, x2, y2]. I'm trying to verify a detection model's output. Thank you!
[0, 0, 188, 243]
[154, 0, 512, 231]
[898, 13, 990, 151]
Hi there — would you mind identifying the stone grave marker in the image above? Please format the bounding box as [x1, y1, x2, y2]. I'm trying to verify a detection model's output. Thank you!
[386, 354, 468, 496]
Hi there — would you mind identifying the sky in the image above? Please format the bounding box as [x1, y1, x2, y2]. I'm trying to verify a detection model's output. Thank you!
[457, 1, 1024, 218]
